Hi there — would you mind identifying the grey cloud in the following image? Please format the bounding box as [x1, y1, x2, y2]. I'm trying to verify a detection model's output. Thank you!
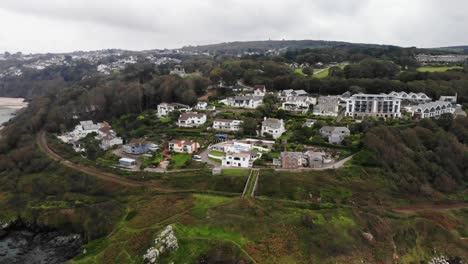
[0, 0, 467, 53]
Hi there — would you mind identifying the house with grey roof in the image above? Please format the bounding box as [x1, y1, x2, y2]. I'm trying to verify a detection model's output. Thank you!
[177, 112, 207, 127]
[261, 118, 286, 139]
[408, 100, 455, 119]
[219, 95, 263, 109]
[313, 96, 340, 116]
[319, 126, 350, 144]
[278, 89, 309, 101]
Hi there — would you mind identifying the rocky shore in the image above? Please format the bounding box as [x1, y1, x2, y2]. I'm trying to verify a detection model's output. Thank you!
[0, 220, 83, 264]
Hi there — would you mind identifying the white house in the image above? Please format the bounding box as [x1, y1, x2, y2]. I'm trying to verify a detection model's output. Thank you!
[157, 102, 192, 117]
[261, 118, 286, 139]
[281, 96, 316, 113]
[170, 65, 186, 77]
[58, 120, 122, 151]
[253, 85, 267, 97]
[219, 96, 263, 109]
[195, 101, 216, 111]
[168, 140, 200, 154]
[278, 89, 309, 101]
[97, 123, 123, 150]
[213, 119, 243, 131]
[196, 101, 208, 110]
[177, 112, 207, 127]
[345, 93, 402, 119]
[222, 152, 254, 168]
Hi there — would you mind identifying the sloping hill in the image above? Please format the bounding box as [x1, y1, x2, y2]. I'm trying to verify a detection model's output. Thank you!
[180, 39, 397, 54]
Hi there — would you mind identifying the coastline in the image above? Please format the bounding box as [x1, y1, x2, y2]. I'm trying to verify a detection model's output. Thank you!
[0, 97, 29, 129]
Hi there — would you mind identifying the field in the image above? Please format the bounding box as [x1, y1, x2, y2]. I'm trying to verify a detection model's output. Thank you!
[313, 68, 330, 78]
[314, 64, 347, 79]
[4, 150, 468, 264]
[417, 66, 463, 72]
[294, 68, 305, 76]
[70, 188, 468, 263]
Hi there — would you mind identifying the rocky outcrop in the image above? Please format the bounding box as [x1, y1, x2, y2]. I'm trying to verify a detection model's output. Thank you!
[0, 220, 83, 264]
[143, 225, 179, 264]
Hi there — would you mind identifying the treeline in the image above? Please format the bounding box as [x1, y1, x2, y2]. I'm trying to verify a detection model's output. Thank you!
[284, 46, 420, 68]
[358, 115, 468, 194]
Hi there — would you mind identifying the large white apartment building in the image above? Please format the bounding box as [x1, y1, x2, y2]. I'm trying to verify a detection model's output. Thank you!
[212, 119, 243, 131]
[345, 93, 401, 118]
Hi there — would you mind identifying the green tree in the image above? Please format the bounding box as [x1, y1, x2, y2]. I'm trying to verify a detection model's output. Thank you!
[241, 117, 258, 136]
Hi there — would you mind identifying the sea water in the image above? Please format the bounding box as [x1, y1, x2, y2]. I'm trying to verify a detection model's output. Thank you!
[0, 97, 28, 126]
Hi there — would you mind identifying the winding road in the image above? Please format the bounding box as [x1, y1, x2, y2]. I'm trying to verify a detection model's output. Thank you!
[37, 131, 176, 192]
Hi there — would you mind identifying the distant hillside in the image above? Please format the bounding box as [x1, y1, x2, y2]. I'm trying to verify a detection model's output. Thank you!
[432, 46, 468, 54]
[180, 40, 398, 54]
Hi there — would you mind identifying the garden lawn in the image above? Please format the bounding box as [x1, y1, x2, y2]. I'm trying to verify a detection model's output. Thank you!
[209, 150, 225, 157]
[170, 153, 192, 168]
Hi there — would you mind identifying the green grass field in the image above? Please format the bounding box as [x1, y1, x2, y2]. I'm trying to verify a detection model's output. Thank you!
[170, 153, 192, 168]
[222, 168, 250, 177]
[417, 66, 463, 72]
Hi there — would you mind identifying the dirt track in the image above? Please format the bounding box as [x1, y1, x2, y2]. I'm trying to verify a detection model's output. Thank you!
[37, 131, 176, 192]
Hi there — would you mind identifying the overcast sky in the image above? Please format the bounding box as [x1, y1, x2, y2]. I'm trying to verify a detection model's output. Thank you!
[0, 0, 466, 53]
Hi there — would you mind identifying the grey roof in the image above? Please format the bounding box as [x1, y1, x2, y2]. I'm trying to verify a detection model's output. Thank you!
[320, 126, 350, 134]
[262, 118, 283, 129]
[411, 101, 453, 112]
[281, 152, 303, 159]
[234, 96, 263, 101]
[179, 112, 205, 121]
[305, 151, 326, 159]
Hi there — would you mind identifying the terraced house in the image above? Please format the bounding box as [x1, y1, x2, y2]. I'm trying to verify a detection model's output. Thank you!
[409, 100, 455, 119]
